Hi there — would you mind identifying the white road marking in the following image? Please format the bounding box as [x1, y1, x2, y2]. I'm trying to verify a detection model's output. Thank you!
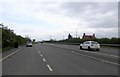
[35, 47, 53, 72]
[47, 65, 53, 71]
[72, 51, 120, 66]
[38, 52, 41, 54]
[46, 44, 118, 57]
[63, 45, 68, 46]
[0, 59, 2, 62]
[83, 51, 89, 52]
[43, 58, 46, 62]
[35, 47, 41, 55]
[83, 50, 118, 58]
[93, 52, 118, 58]
[1, 48, 22, 62]
[48, 44, 118, 58]
[72, 51, 74, 53]
[48, 43, 118, 58]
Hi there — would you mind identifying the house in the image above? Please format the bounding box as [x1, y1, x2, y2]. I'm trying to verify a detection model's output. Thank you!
[82, 33, 96, 40]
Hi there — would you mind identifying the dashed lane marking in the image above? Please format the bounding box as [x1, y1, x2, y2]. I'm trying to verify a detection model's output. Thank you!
[83, 50, 118, 58]
[72, 51, 120, 66]
[47, 65, 53, 72]
[43, 58, 46, 62]
[35, 47, 41, 54]
[72, 51, 74, 53]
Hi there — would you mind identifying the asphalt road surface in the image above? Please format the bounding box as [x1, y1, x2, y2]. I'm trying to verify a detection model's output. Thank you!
[2, 43, 118, 75]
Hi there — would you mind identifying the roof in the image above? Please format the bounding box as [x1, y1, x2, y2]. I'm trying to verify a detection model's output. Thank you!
[84, 41, 96, 42]
[82, 33, 96, 39]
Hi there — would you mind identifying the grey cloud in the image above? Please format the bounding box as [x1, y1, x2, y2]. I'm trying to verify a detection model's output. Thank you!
[59, 2, 118, 28]
[95, 28, 118, 38]
[88, 15, 118, 28]
[60, 2, 117, 16]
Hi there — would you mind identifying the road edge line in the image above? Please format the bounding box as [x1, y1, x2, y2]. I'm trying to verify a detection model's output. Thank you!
[1, 48, 23, 62]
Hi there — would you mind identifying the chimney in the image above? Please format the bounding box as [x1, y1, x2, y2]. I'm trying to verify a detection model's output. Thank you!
[93, 34, 95, 37]
[83, 33, 85, 36]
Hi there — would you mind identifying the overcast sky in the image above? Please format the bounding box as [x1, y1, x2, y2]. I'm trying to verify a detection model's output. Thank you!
[0, 0, 119, 41]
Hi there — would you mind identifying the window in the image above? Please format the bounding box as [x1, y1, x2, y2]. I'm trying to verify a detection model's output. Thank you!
[84, 42, 90, 44]
[91, 42, 98, 44]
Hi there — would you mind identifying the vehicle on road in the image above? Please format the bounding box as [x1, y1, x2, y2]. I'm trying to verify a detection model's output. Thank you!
[40, 41, 43, 43]
[26, 42, 32, 47]
[80, 41, 100, 51]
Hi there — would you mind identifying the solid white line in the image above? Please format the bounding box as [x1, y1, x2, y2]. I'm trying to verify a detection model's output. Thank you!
[43, 58, 46, 62]
[72, 52, 120, 66]
[47, 65, 53, 71]
[2, 48, 22, 62]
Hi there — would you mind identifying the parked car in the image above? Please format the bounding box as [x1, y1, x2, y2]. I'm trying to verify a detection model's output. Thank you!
[26, 42, 32, 47]
[80, 41, 100, 51]
[14, 42, 19, 48]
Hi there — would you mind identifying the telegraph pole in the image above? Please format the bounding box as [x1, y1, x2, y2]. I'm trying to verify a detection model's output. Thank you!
[76, 28, 77, 38]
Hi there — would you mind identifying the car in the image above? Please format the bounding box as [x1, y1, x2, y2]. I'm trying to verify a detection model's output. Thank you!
[80, 41, 100, 51]
[14, 42, 19, 48]
[26, 42, 32, 47]
[40, 41, 43, 43]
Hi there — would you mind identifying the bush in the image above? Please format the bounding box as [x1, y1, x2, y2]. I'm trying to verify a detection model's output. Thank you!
[1, 25, 28, 48]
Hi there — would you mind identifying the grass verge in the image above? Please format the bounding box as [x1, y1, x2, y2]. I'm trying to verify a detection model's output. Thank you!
[2, 47, 13, 52]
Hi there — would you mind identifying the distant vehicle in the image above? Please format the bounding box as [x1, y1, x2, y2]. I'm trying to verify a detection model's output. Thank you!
[80, 41, 100, 51]
[40, 41, 43, 43]
[26, 42, 32, 47]
[14, 42, 19, 48]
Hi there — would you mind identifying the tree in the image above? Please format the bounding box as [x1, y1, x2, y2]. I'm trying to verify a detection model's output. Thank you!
[33, 39, 36, 42]
[68, 33, 73, 39]
[2, 24, 28, 48]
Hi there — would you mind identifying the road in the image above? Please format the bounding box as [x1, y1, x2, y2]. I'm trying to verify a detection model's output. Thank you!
[46, 43, 119, 64]
[2, 43, 118, 75]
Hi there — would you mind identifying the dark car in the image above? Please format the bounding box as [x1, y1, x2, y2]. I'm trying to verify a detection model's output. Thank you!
[41, 41, 43, 43]
[14, 42, 19, 48]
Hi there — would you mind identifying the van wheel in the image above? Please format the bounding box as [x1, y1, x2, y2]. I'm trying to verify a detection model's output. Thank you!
[88, 47, 91, 51]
